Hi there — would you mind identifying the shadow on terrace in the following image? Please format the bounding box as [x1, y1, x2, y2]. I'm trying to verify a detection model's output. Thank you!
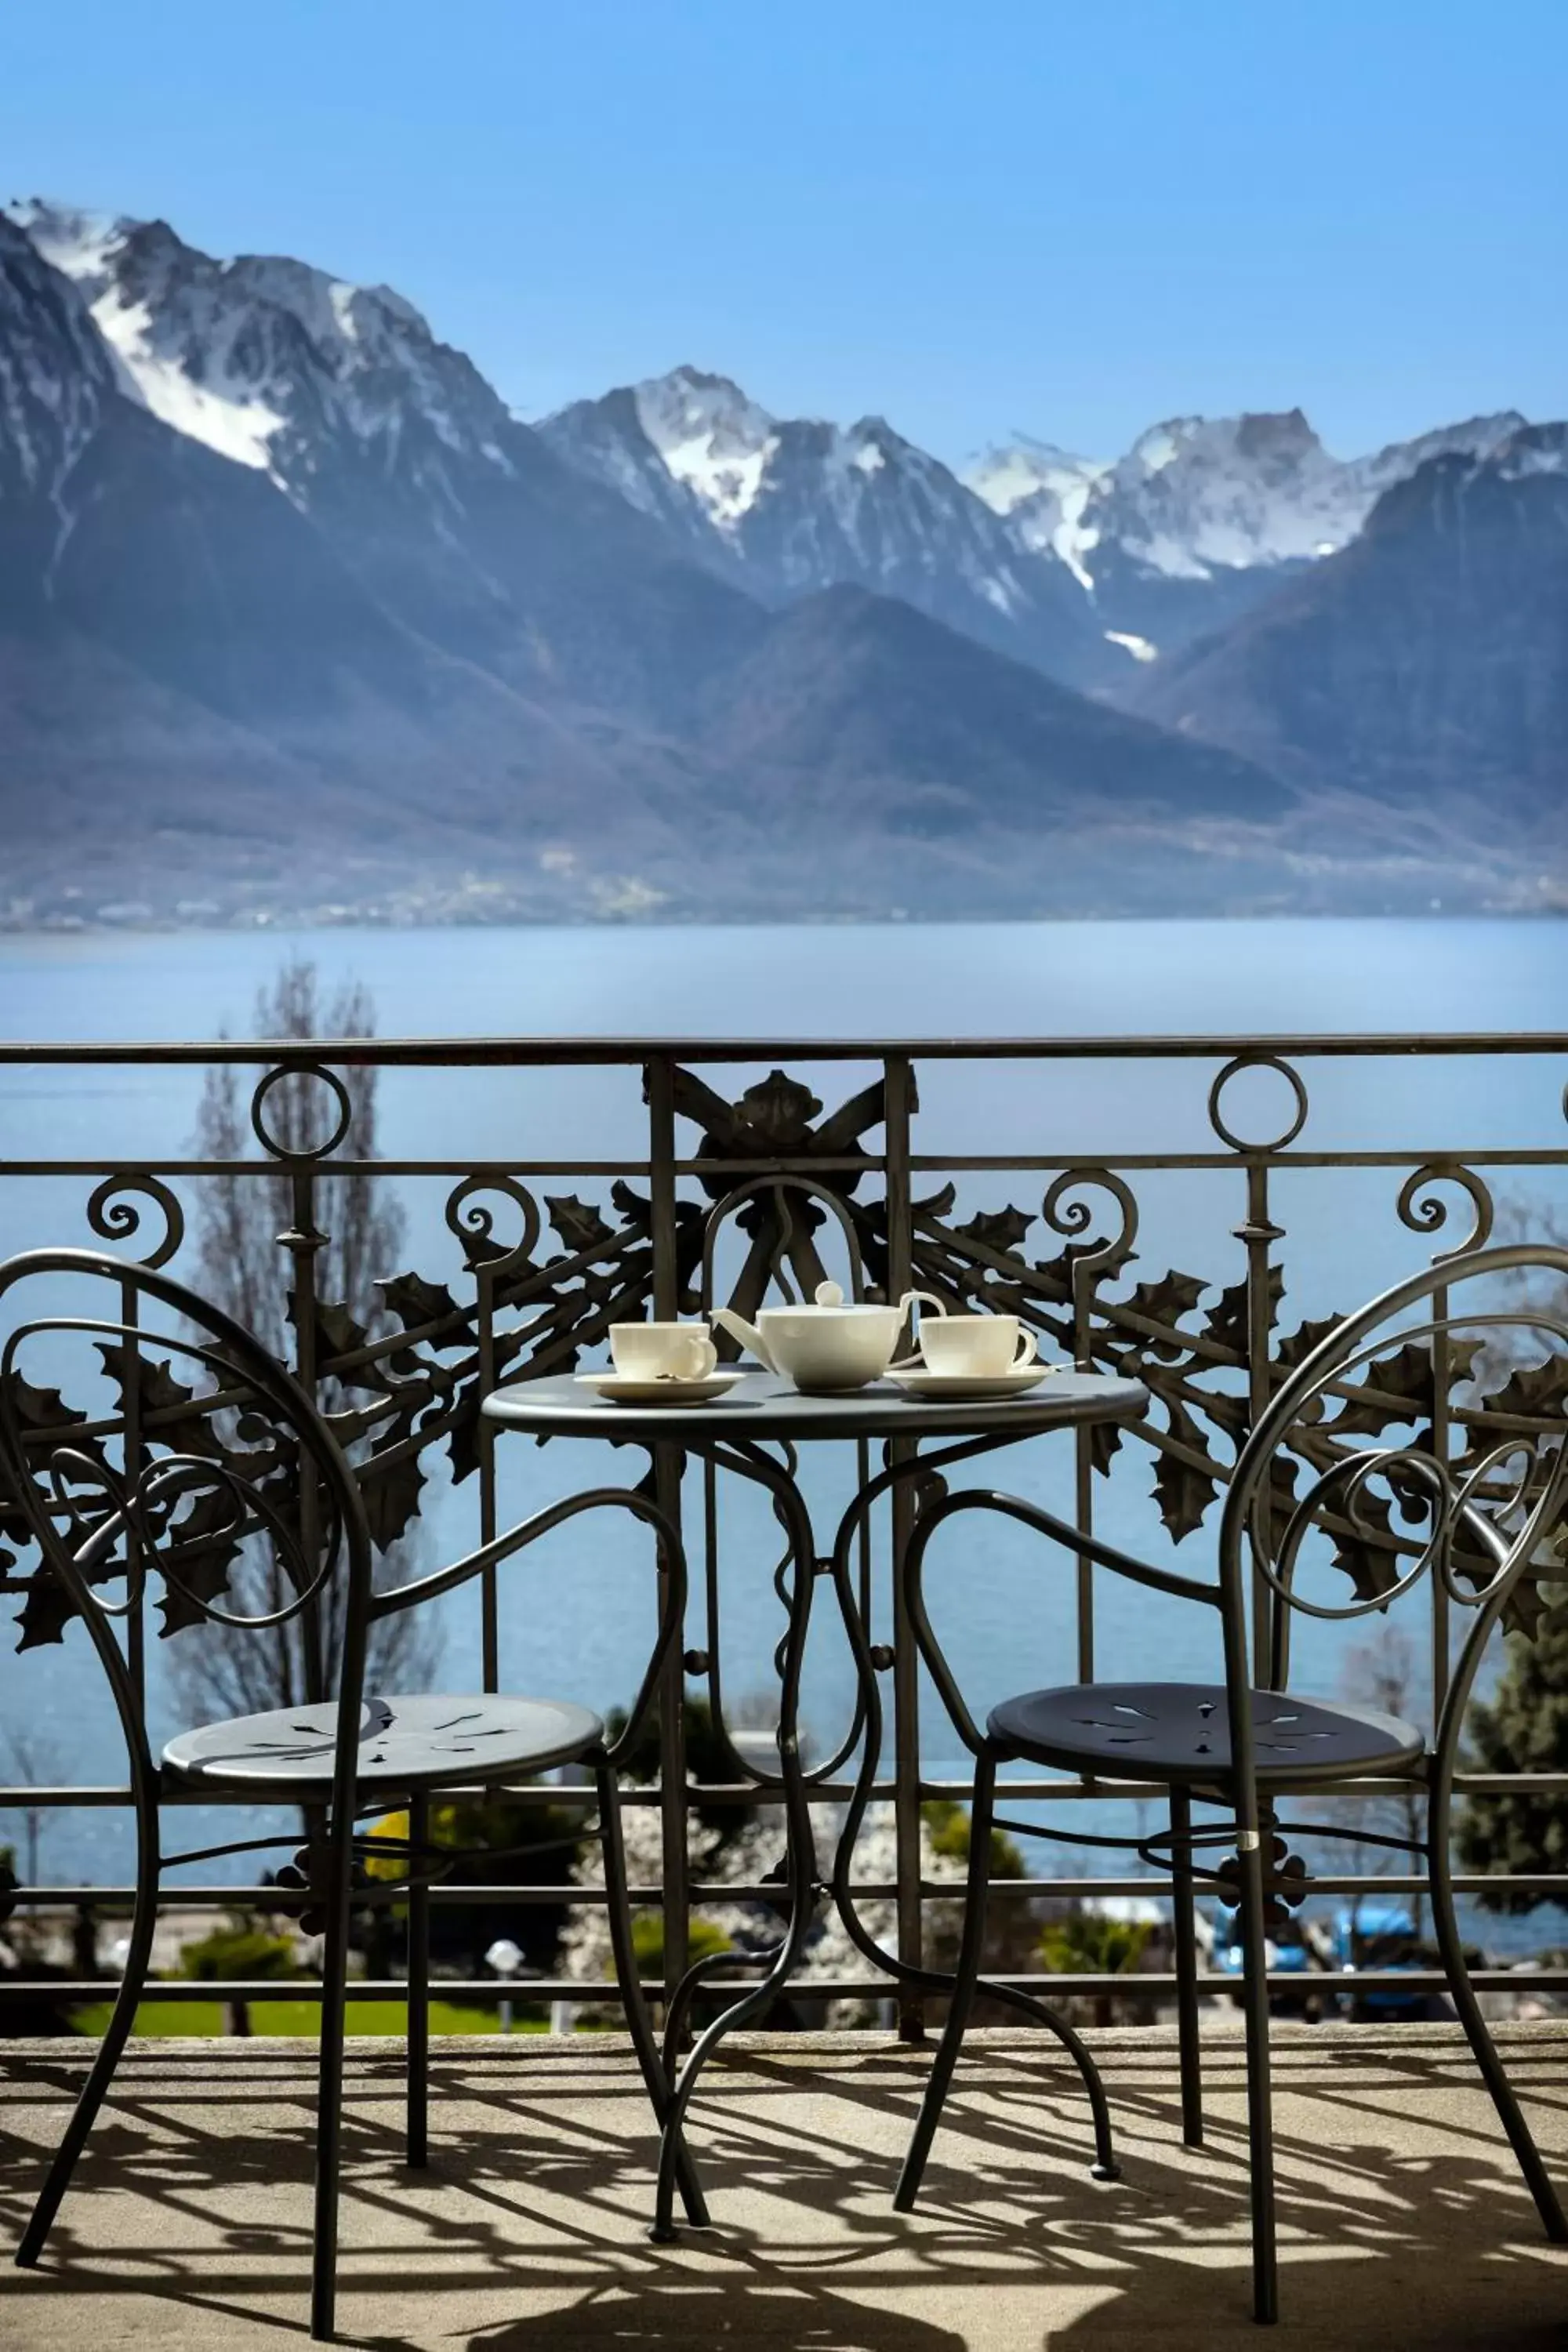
[2, 2024, 1566, 2351]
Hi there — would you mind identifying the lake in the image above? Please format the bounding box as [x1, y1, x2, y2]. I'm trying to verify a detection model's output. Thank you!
[2, 917, 1566, 1951]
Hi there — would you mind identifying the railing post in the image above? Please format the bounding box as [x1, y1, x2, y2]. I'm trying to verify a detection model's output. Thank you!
[1237, 1156, 1283, 1691]
[884, 1052, 924, 2040]
[476, 1254, 500, 1693]
[280, 1151, 328, 1708]
[645, 1054, 689, 2006]
[119, 1265, 146, 1715]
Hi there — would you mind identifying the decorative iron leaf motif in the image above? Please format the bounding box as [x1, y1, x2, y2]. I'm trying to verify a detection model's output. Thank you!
[1200, 1387, 1249, 1443]
[1323, 1341, 1444, 1438]
[155, 1481, 248, 1637]
[1203, 1268, 1284, 1357]
[378, 1271, 462, 1334]
[546, 1195, 615, 1254]
[734, 1070, 824, 1148]
[7, 1065, 1566, 1664]
[445, 1378, 486, 1488]
[1475, 1353, 1568, 1425]
[1088, 1417, 1124, 1478]
[608, 1179, 655, 1236]
[15, 1570, 81, 1653]
[1276, 1312, 1341, 1372]
[1125, 1272, 1207, 1356]
[96, 1343, 222, 1460]
[1327, 1479, 1403, 1604]
[5, 1374, 89, 1437]
[0, 1377, 93, 1547]
[954, 1206, 1033, 1261]
[360, 1407, 427, 1553]
[1152, 1400, 1221, 1541]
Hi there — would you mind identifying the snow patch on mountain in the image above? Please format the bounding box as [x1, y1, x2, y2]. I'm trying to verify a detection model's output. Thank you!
[3, 198, 510, 490]
[633, 367, 778, 530]
[971, 406, 1533, 590]
[541, 366, 1100, 673]
[1494, 422, 1568, 480]
[9, 201, 278, 466]
[963, 437, 1110, 586]
[7, 199, 124, 287]
[1105, 630, 1159, 663]
[1093, 410, 1356, 575]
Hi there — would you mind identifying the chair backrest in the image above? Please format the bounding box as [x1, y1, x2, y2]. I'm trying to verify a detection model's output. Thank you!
[0, 1247, 376, 1811]
[1218, 1241, 1568, 1774]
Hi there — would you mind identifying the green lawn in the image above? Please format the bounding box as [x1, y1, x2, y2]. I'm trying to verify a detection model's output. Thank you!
[69, 1997, 546, 2038]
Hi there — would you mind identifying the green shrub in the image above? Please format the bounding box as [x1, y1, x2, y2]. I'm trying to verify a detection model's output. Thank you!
[629, 1912, 733, 1978]
[924, 1795, 1025, 1879]
[1037, 1911, 1153, 1977]
[178, 1916, 299, 1983]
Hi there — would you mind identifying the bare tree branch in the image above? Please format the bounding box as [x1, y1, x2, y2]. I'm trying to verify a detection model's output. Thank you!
[171, 958, 441, 1727]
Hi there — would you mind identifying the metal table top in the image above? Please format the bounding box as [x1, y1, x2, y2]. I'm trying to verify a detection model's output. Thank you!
[481, 1368, 1149, 1444]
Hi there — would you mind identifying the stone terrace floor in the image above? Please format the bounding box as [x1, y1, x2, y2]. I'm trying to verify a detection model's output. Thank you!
[2, 2022, 1566, 2350]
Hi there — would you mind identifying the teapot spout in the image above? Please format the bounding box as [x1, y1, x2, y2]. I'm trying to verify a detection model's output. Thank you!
[713, 1308, 775, 1373]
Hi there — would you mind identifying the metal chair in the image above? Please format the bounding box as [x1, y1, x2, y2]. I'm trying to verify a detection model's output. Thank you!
[0, 1246, 705, 2340]
[894, 1243, 1568, 2322]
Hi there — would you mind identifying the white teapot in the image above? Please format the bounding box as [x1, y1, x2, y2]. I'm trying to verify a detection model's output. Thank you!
[713, 1279, 943, 1394]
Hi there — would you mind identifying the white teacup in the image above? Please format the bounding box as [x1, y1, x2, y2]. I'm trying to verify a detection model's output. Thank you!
[917, 1314, 1036, 1378]
[610, 1320, 718, 1381]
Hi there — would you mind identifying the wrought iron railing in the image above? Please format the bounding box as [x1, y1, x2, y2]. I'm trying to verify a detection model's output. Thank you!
[2, 1030, 1567, 2021]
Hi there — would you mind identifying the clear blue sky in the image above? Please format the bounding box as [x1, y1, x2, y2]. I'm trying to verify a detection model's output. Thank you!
[3, 0, 1563, 461]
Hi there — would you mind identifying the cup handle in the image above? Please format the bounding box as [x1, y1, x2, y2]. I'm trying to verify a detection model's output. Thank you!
[680, 1333, 718, 1378]
[1013, 1329, 1039, 1367]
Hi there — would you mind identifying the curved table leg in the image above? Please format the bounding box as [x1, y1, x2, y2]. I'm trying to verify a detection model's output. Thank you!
[651, 1429, 1127, 2238]
[652, 1441, 822, 2241]
[823, 1505, 1120, 2184]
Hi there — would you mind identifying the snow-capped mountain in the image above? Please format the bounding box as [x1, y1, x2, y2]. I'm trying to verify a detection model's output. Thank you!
[2, 198, 775, 723]
[4, 190, 1563, 924]
[548, 372, 1541, 683]
[2, 197, 1305, 924]
[541, 365, 1106, 683]
[6, 198, 521, 498]
[1134, 424, 1568, 807]
[965, 407, 1531, 658]
[0, 212, 116, 512]
[961, 437, 1112, 586]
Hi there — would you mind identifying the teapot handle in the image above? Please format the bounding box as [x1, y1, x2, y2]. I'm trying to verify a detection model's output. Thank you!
[889, 1288, 947, 1370]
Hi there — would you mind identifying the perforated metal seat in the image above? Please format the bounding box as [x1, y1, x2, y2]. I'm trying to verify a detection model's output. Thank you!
[988, 1680, 1426, 1790]
[162, 1692, 603, 1798]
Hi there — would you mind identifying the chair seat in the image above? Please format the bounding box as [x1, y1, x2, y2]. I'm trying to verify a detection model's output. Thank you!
[162, 1692, 604, 1796]
[987, 1681, 1426, 1788]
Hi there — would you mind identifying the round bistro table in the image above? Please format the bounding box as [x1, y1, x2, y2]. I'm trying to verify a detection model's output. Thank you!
[481, 1366, 1149, 2237]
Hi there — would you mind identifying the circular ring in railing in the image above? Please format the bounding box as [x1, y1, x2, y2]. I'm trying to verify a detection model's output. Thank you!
[1207, 1054, 1308, 1154]
[249, 1062, 354, 1163]
[86, 1174, 185, 1269]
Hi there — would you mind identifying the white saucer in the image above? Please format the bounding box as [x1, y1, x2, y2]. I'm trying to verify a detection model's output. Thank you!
[575, 1369, 748, 1406]
[885, 1365, 1056, 1401]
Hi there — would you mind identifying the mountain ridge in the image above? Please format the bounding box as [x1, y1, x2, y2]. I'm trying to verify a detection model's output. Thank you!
[2, 194, 1562, 925]
[2, 200, 1335, 927]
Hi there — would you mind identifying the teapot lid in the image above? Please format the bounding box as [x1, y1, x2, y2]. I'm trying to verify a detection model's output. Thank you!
[807, 1279, 881, 1314]
[757, 1279, 891, 1317]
